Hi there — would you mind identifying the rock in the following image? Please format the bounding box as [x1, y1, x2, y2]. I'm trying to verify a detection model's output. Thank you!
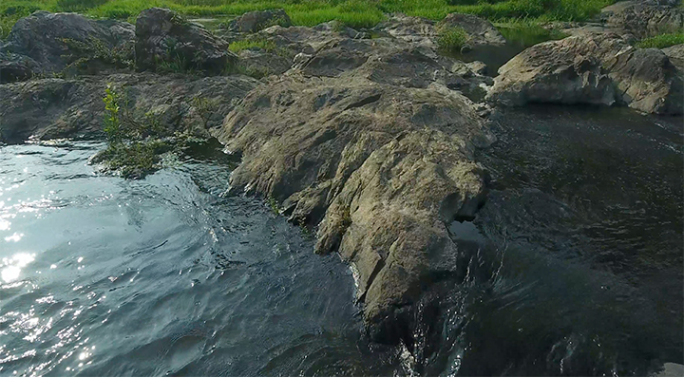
[0, 51, 38, 83]
[286, 34, 492, 101]
[437, 13, 507, 48]
[375, 15, 438, 51]
[0, 11, 134, 78]
[663, 43, 684, 71]
[134, 8, 237, 75]
[213, 69, 493, 342]
[601, 1, 684, 39]
[487, 33, 683, 115]
[0, 73, 259, 144]
[228, 9, 292, 33]
[656, 362, 684, 377]
[237, 49, 292, 78]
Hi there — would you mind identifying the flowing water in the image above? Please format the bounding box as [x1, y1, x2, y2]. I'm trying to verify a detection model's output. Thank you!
[0, 142, 404, 376]
[0, 106, 682, 376]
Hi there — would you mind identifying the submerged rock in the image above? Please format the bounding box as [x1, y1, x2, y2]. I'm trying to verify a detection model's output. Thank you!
[487, 33, 683, 115]
[0, 73, 259, 144]
[0, 11, 134, 80]
[135, 8, 237, 75]
[227, 9, 292, 33]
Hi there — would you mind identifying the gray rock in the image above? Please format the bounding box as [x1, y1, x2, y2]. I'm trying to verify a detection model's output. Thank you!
[237, 48, 292, 78]
[487, 33, 683, 115]
[213, 68, 493, 342]
[375, 15, 438, 51]
[656, 362, 684, 377]
[0, 11, 134, 78]
[601, 1, 684, 39]
[437, 13, 507, 48]
[0, 73, 259, 144]
[227, 9, 292, 33]
[134, 8, 237, 75]
[0, 51, 38, 83]
[662, 43, 684, 71]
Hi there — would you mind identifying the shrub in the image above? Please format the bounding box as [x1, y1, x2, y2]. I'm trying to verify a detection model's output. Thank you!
[437, 26, 468, 53]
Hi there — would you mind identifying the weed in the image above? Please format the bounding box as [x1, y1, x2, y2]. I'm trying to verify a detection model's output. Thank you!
[636, 33, 684, 49]
[437, 26, 468, 53]
[228, 38, 276, 53]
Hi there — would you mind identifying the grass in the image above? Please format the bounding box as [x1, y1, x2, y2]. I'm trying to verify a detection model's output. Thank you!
[636, 33, 684, 49]
[1, 1, 618, 40]
[496, 18, 568, 47]
[228, 38, 276, 53]
[437, 26, 468, 53]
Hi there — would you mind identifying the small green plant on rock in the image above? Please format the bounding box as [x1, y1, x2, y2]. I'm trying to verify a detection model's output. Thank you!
[103, 83, 123, 145]
[228, 38, 276, 53]
[437, 26, 468, 53]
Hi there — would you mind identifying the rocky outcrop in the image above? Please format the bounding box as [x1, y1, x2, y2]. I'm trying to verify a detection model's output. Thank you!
[375, 15, 439, 51]
[375, 13, 507, 53]
[135, 8, 237, 75]
[0, 11, 134, 80]
[437, 13, 507, 49]
[214, 47, 494, 340]
[487, 33, 683, 115]
[227, 9, 292, 33]
[0, 74, 259, 144]
[601, 1, 684, 39]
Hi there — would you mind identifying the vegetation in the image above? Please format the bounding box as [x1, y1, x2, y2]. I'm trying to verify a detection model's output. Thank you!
[228, 38, 276, 53]
[96, 83, 219, 179]
[437, 26, 468, 53]
[1, 1, 618, 40]
[496, 18, 568, 47]
[636, 33, 684, 49]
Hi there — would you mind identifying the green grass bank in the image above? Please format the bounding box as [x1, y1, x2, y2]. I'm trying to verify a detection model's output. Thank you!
[1, 0, 617, 39]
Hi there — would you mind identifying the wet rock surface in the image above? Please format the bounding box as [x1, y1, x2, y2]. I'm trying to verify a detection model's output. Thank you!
[487, 33, 683, 115]
[214, 73, 492, 341]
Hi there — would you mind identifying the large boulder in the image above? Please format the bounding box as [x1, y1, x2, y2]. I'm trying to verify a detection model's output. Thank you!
[0, 73, 259, 144]
[487, 33, 683, 115]
[227, 9, 292, 33]
[135, 8, 237, 75]
[0, 11, 135, 79]
[437, 13, 507, 48]
[213, 66, 493, 342]
[601, 1, 684, 39]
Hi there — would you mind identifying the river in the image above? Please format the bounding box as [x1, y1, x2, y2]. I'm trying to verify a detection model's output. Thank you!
[0, 106, 682, 376]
